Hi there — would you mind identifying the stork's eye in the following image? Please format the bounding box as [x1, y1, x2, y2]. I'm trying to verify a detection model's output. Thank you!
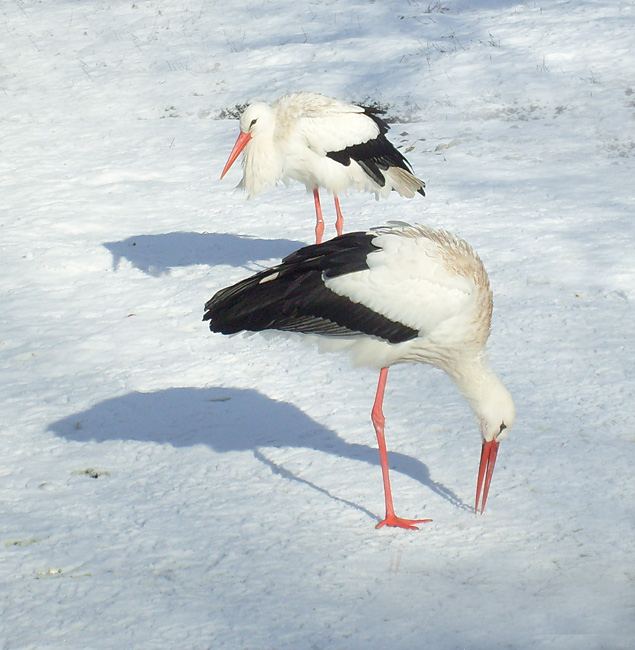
[249, 118, 258, 129]
[499, 423, 507, 435]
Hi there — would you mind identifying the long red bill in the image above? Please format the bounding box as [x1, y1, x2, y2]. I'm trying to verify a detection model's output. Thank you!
[220, 131, 252, 179]
[475, 440, 500, 514]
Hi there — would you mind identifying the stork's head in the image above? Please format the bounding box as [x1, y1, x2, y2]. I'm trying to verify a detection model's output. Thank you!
[478, 380, 515, 443]
[220, 102, 275, 180]
[238, 102, 275, 137]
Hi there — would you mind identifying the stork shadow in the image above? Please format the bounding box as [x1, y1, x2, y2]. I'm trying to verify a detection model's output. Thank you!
[103, 232, 302, 276]
[48, 387, 468, 523]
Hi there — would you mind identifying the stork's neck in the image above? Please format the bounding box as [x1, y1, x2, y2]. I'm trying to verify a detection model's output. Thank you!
[242, 132, 283, 196]
[449, 354, 515, 440]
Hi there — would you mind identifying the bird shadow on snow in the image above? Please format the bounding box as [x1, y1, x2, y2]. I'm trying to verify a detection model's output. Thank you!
[103, 232, 302, 276]
[48, 387, 467, 524]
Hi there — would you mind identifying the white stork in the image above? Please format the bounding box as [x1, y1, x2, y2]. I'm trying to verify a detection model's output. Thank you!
[219, 93, 426, 244]
[203, 223, 515, 529]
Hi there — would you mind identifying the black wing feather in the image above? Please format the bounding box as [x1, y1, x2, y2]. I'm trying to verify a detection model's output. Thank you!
[204, 232, 418, 344]
[325, 108, 425, 196]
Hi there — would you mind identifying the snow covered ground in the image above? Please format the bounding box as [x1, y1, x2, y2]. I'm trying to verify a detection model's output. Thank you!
[1, 1, 634, 648]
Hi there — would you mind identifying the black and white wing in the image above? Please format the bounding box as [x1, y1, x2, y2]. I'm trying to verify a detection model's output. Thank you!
[277, 93, 425, 197]
[203, 231, 419, 344]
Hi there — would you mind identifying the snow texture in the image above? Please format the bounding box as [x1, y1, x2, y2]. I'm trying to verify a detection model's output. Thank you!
[1, 1, 634, 648]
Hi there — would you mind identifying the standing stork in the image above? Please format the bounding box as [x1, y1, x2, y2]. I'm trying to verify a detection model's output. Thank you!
[219, 93, 426, 244]
[203, 223, 514, 529]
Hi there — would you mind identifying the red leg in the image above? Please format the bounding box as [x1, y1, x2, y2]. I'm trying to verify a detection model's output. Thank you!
[371, 368, 432, 530]
[313, 188, 325, 244]
[334, 197, 344, 236]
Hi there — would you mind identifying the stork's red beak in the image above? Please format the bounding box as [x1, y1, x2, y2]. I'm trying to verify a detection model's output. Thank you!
[475, 440, 500, 514]
[220, 131, 252, 179]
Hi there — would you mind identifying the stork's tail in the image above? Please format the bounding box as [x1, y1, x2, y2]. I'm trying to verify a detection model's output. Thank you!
[384, 166, 426, 198]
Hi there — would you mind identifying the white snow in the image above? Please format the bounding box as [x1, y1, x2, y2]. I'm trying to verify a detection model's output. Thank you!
[1, 1, 634, 648]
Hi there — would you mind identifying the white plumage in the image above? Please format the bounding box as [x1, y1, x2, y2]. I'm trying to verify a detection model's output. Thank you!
[220, 93, 426, 243]
[204, 223, 514, 529]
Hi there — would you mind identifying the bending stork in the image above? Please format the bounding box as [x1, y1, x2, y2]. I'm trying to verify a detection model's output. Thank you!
[204, 223, 514, 529]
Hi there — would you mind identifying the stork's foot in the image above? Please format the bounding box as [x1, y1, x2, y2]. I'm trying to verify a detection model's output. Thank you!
[375, 514, 432, 530]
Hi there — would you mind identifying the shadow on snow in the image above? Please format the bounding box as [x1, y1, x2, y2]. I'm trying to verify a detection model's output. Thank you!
[103, 231, 302, 276]
[48, 386, 468, 524]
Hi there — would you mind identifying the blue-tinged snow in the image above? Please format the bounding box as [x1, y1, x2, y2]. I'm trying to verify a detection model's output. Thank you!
[1, 1, 634, 648]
